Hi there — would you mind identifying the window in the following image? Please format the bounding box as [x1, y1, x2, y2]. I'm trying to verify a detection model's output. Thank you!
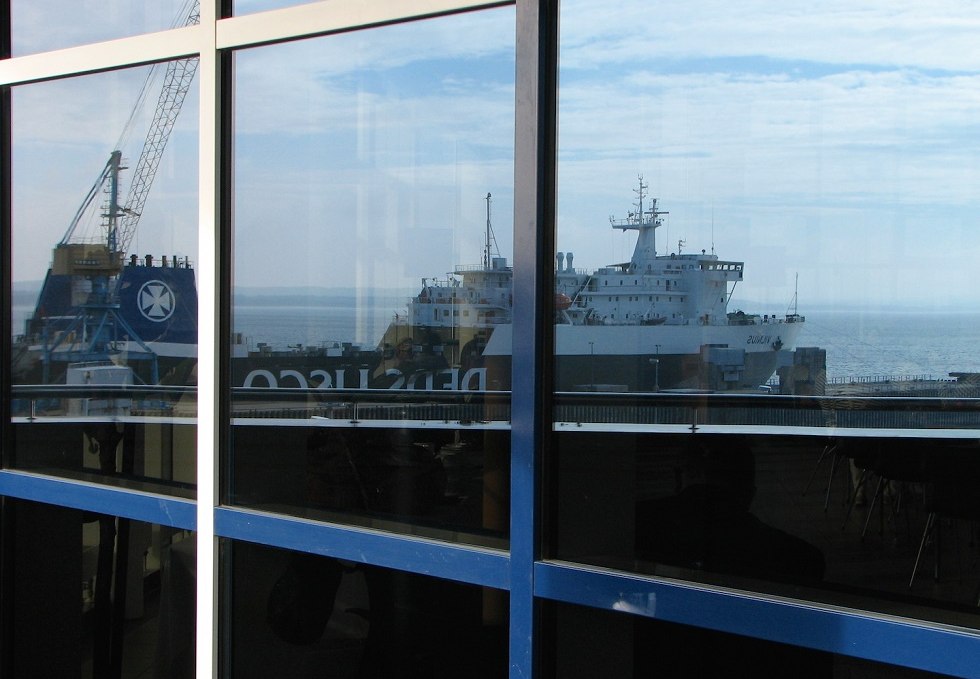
[228, 7, 515, 546]
[10, 62, 199, 497]
[3, 1, 980, 677]
[552, 0, 980, 671]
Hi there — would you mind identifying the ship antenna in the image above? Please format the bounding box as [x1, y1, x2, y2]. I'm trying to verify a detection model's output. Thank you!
[483, 192, 500, 268]
[635, 174, 647, 224]
[485, 193, 491, 268]
[711, 206, 715, 255]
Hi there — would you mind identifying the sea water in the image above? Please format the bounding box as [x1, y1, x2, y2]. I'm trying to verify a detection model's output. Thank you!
[15, 302, 980, 382]
[232, 306, 980, 382]
[801, 311, 980, 382]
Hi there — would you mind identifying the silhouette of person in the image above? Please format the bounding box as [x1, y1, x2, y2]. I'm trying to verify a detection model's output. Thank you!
[633, 435, 830, 677]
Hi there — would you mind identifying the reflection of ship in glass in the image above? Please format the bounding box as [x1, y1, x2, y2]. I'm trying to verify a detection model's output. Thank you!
[378, 181, 805, 392]
[12, 254, 382, 389]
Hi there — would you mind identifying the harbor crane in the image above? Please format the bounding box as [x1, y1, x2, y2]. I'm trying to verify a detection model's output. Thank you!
[39, 0, 200, 382]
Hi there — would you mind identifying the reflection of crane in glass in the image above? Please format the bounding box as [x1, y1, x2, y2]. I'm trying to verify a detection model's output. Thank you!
[39, 1, 200, 383]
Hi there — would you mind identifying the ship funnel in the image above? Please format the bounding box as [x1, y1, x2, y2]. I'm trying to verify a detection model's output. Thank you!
[145, 254, 153, 267]
[566, 252, 574, 272]
[557, 252, 565, 271]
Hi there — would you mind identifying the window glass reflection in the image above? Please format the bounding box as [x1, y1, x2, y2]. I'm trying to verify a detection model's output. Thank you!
[11, 0, 197, 57]
[233, 0, 319, 15]
[556, 0, 980, 400]
[229, 9, 514, 545]
[10, 63, 199, 492]
[553, 0, 980, 625]
[226, 541, 508, 678]
[8, 500, 196, 678]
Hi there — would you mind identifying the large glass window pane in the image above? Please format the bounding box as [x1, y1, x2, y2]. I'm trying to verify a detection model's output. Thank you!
[10, 63, 199, 496]
[553, 0, 980, 627]
[228, 9, 514, 547]
[224, 541, 508, 678]
[10, 0, 198, 57]
[6, 499, 196, 678]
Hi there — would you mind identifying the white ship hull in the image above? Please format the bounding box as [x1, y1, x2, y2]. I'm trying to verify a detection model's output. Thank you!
[481, 318, 803, 391]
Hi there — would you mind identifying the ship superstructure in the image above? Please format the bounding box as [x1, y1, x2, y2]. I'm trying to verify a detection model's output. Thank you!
[380, 180, 805, 392]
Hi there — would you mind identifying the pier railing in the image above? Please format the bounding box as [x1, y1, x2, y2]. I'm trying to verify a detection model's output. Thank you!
[10, 384, 980, 436]
[826, 374, 942, 385]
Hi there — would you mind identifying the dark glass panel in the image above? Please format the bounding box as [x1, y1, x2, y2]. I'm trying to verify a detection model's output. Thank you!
[229, 8, 514, 545]
[11, 0, 197, 57]
[553, 431, 980, 629]
[6, 499, 196, 678]
[223, 541, 508, 678]
[229, 421, 508, 546]
[547, 601, 955, 679]
[10, 64, 199, 492]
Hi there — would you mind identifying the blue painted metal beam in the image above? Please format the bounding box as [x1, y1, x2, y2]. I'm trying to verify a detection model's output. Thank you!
[215, 506, 511, 590]
[535, 561, 980, 678]
[0, 469, 196, 529]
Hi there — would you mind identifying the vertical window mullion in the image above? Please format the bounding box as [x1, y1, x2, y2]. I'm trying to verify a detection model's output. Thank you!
[196, 1, 220, 678]
[1, 0, 12, 672]
[511, 0, 558, 676]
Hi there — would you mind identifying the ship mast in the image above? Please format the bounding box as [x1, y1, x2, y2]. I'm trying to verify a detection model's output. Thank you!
[483, 192, 501, 269]
[787, 272, 799, 317]
[610, 175, 668, 269]
[485, 192, 491, 268]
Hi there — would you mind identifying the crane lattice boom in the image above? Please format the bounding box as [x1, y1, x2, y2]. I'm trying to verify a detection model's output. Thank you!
[55, 0, 199, 277]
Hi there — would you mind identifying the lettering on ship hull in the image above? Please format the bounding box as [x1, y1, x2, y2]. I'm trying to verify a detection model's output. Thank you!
[240, 367, 487, 391]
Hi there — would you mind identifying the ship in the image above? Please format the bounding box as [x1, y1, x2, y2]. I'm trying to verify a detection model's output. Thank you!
[377, 181, 805, 392]
[12, 251, 382, 390]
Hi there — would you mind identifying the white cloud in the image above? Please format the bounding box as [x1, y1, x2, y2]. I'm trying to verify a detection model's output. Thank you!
[553, 2, 980, 308]
[12, 0, 193, 56]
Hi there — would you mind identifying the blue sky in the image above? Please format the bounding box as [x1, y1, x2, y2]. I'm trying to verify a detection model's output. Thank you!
[11, 1, 980, 313]
[555, 0, 980, 311]
[11, 0, 192, 56]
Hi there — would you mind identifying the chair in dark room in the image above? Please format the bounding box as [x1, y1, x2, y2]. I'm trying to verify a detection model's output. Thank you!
[841, 440, 929, 542]
[909, 445, 980, 603]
